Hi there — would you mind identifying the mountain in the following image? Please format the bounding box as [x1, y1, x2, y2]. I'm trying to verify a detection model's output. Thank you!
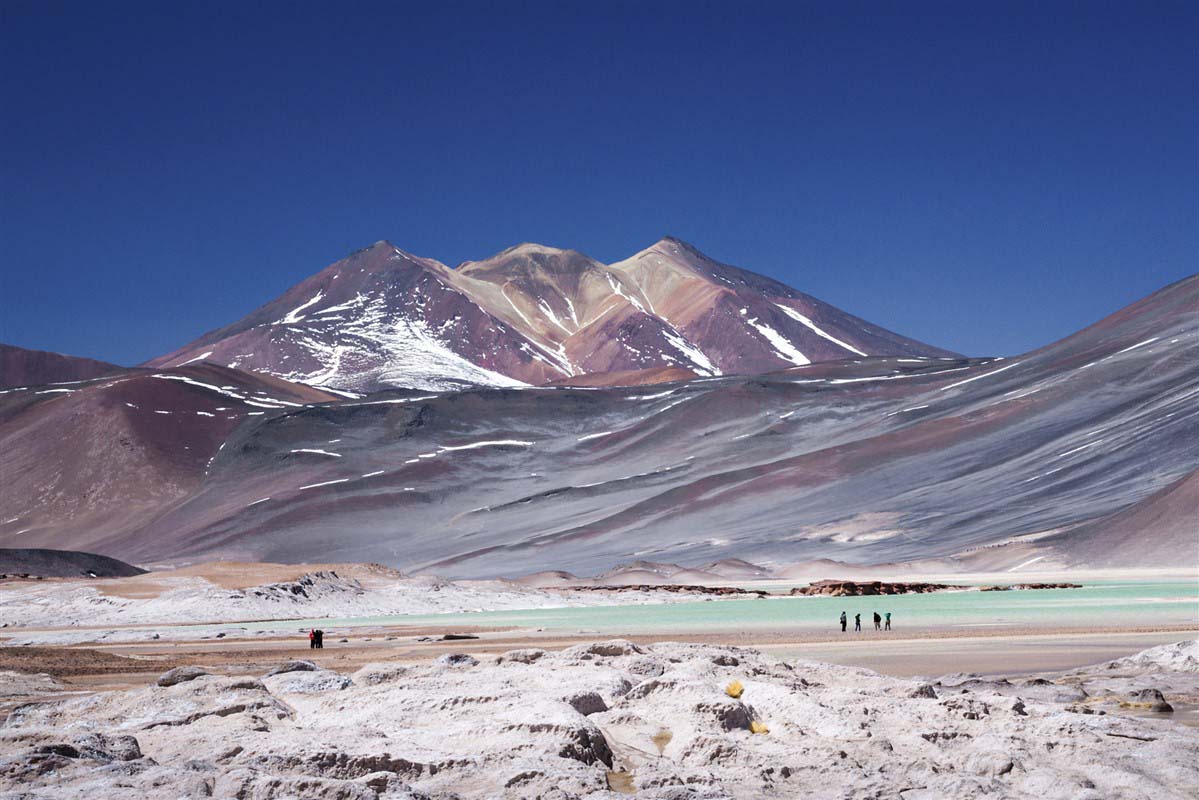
[147, 238, 958, 391]
[0, 344, 122, 389]
[5, 275, 1194, 576]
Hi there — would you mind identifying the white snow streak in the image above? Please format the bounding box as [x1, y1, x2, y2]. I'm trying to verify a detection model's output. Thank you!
[298, 478, 351, 490]
[151, 374, 301, 408]
[626, 390, 674, 401]
[662, 330, 720, 376]
[290, 448, 342, 457]
[1115, 337, 1160, 355]
[773, 303, 867, 356]
[438, 439, 533, 452]
[606, 273, 648, 314]
[277, 291, 325, 324]
[938, 362, 1019, 391]
[1054, 440, 1104, 460]
[745, 317, 810, 366]
[176, 351, 214, 366]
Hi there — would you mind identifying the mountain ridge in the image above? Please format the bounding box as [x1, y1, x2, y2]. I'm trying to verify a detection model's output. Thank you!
[146, 238, 959, 392]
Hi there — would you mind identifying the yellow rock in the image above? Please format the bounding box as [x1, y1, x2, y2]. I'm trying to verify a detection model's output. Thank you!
[750, 720, 769, 734]
[725, 680, 744, 699]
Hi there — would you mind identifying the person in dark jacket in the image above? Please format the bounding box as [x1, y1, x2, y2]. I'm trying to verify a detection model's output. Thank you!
[314, 629, 324, 649]
[854, 613, 861, 632]
[873, 611, 882, 631]
[839, 611, 847, 632]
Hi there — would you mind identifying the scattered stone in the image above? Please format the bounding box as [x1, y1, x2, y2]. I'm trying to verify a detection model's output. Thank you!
[436, 653, 478, 667]
[1126, 688, 1174, 712]
[565, 691, 608, 716]
[264, 660, 319, 677]
[352, 662, 410, 686]
[498, 648, 546, 664]
[910, 684, 938, 699]
[264, 669, 352, 694]
[440, 633, 479, 641]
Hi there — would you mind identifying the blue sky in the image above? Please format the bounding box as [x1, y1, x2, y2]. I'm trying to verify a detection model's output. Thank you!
[2, 1, 1195, 364]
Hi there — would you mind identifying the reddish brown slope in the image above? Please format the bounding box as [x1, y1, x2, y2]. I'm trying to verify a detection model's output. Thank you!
[0, 344, 122, 389]
[1042, 471, 1199, 568]
[0, 364, 337, 553]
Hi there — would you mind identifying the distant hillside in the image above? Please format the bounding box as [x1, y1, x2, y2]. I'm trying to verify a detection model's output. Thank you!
[0, 344, 121, 389]
[0, 548, 145, 578]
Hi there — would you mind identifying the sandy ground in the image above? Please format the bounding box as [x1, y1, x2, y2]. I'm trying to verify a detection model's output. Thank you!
[5, 623, 1194, 696]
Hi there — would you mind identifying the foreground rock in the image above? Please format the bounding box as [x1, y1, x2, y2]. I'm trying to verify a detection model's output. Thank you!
[571, 584, 768, 597]
[793, 579, 1085, 596]
[791, 579, 969, 596]
[1, 641, 1196, 798]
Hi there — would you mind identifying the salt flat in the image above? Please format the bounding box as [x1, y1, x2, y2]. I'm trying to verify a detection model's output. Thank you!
[2, 638, 1197, 799]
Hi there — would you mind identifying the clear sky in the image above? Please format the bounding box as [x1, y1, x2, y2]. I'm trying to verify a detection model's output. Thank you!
[2, 1, 1195, 365]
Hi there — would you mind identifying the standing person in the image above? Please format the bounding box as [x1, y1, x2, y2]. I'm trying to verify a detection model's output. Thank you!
[873, 611, 882, 631]
[308, 629, 316, 649]
[885, 612, 892, 631]
[854, 613, 861, 632]
[315, 629, 324, 649]
[839, 611, 847, 633]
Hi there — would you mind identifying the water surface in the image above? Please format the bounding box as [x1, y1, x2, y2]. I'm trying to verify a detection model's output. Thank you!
[242, 579, 1199, 635]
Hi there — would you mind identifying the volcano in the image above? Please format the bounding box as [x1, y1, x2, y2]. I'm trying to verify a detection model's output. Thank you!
[147, 238, 958, 392]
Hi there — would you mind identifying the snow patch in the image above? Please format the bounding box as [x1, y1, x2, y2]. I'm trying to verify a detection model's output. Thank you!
[745, 317, 810, 366]
[773, 303, 867, 356]
[276, 291, 325, 324]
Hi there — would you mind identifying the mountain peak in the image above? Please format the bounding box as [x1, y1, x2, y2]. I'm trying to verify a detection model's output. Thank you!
[457, 242, 602, 276]
[505, 242, 570, 256]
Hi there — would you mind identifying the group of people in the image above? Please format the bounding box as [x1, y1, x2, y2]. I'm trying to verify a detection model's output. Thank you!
[307, 628, 325, 649]
[839, 610, 891, 632]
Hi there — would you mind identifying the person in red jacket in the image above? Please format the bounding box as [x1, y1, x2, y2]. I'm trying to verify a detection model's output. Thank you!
[308, 629, 316, 649]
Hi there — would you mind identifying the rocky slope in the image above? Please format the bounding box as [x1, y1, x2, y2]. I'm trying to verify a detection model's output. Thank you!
[147, 238, 957, 392]
[1, 640, 1196, 798]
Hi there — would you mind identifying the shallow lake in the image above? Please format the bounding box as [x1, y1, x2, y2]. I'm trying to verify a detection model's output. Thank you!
[240, 579, 1199, 635]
